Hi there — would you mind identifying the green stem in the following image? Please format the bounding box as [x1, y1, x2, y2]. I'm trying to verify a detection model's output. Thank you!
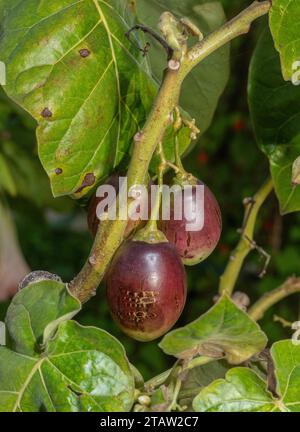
[249, 277, 300, 321]
[148, 143, 165, 232]
[167, 378, 182, 412]
[186, 355, 217, 370]
[145, 368, 174, 391]
[145, 356, 216, 390]
[182, 1, 271, 77]
[219, 178, 273, 297]
[174, 134, 186, 173]
[70, 0, 271, 303]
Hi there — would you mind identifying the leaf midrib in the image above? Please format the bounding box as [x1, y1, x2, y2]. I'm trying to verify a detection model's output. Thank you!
[92, 0, 121, 166]
[11, 348, 130, 412]
[13, 357, 44, 412]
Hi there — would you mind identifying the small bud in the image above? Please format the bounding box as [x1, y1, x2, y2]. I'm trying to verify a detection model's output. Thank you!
[243, 197, 255, 206]
[232, 291, 250, 311]
[134, 131, 144, 142]
[167, 111, 174, 123]
[168, 59, 181, 71]
[138, 395, 151, 406]
[89, 255, 97, 266]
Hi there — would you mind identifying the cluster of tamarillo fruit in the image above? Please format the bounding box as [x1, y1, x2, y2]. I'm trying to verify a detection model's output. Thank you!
[87, 170, 222, 342]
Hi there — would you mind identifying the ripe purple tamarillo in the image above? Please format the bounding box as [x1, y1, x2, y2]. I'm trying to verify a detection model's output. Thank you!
[106, 237, 187, 341]
[160, 179, 222, 265]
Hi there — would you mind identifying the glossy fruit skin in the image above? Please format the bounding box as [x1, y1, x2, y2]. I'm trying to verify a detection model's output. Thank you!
[160, 181, 222, 265]
[106, 240, 187, 342]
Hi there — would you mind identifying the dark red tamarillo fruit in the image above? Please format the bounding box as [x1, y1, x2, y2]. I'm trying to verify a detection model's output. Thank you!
[106, 240, 187, 341]
[160, 180, 222, 265]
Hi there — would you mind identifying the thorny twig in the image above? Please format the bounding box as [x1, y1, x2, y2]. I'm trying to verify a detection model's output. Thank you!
[273, 315, 293, 328]
[237, 197, 271, 278]
[240, 234, 271, 278]
[219, 178, 273, 296]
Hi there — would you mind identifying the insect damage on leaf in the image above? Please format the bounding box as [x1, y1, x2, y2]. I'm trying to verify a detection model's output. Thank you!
[41, 108, 53, 118]
[79, 48, 91, 58]
[0, 0, 160, 198]
[75, 173, 96, 194]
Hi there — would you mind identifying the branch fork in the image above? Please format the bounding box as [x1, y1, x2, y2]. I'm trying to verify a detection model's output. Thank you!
[70, 1, 272, 303]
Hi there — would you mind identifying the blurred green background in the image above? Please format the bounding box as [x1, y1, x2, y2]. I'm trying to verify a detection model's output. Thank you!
[1, 0, 299, 380]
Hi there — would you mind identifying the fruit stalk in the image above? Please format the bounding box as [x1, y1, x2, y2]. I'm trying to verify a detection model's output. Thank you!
[70, 1, 272, 303]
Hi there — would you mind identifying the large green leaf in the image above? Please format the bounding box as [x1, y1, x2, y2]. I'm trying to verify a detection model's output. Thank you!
[159, 295, 267, 364]
[269, 0, 300, 81]
[193, 341, 300, 412]
[193, 368, 275, 412]
[5, 279, 81, 356]
[0, 0, 177, 198]
[0, 281, 134, 412]
[136, 0, 230, 137]
[178, 360, 230, 411]
[248, 29, 300, 214]
[271, 340, 300, 410]
[0, 321, 134, 412]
